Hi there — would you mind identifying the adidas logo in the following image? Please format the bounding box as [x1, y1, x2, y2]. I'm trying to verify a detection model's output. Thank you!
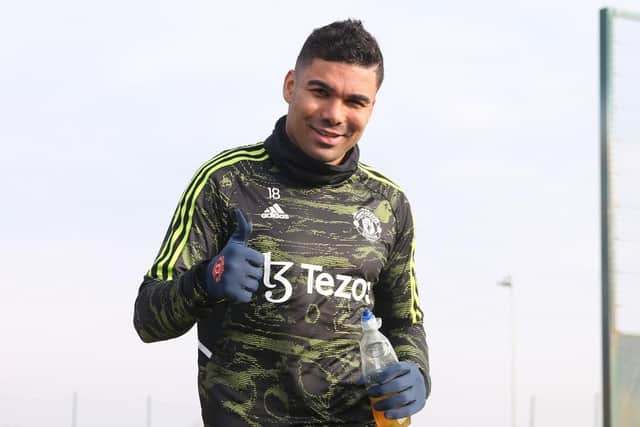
[260, 203, 290, 219]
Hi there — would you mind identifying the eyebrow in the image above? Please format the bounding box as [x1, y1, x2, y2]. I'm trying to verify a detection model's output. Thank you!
[307, 79, 372, 105]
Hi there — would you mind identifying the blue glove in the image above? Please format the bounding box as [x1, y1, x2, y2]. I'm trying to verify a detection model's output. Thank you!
[204, 209, 264, 303]
[367, 361, 428, 419]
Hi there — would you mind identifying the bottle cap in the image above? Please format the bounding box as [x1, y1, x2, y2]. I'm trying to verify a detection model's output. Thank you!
[361, 309, 382, 330]
[362, 309, 374, 321]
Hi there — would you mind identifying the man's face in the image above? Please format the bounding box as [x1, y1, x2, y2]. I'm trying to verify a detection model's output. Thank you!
[283, 58, 378, 165]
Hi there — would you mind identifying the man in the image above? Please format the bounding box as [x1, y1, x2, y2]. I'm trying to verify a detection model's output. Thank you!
[134, 19, 430, 426]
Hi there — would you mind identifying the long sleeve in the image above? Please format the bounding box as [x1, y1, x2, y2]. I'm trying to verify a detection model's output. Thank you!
[133, 170, 230, 343]
[374, 194, 431, 394]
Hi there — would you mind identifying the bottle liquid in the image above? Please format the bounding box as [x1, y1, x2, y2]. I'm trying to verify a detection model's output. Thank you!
[360, 309, 411, 427]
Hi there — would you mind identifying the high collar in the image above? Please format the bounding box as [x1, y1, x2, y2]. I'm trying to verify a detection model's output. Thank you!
[263, 116, 360, 186]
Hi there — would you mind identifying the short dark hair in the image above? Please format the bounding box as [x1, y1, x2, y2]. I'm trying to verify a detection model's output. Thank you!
[295, 19, 384, 88]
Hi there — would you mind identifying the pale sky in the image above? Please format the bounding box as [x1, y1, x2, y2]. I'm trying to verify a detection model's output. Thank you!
[1, 1, 638, 426]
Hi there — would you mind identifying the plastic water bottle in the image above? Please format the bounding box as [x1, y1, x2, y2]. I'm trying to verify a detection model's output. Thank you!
[360, 309, 411, 427]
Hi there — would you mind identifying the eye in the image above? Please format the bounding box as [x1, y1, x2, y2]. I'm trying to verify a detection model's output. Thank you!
[347, 99, 367, 108]
[310, 87, 329, 97]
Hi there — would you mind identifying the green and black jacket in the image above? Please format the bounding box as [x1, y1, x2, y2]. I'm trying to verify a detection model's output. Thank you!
[134, 116, 430, 426]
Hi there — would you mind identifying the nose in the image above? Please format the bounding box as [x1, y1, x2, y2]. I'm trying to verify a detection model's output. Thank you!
[319, 98, 345, 127]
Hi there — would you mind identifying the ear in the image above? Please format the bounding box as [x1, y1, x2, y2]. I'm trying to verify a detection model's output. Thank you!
[283, 69, 295, 104]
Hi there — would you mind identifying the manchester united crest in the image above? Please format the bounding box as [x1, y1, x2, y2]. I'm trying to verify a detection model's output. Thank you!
[353, 208, 382, 242]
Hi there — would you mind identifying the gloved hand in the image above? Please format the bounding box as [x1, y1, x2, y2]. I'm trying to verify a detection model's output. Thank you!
[204, 209, 264, 303]
[366, 361, 428, 419]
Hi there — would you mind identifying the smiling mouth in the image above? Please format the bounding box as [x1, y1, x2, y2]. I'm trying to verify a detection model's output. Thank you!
[310, 125, 345, 139]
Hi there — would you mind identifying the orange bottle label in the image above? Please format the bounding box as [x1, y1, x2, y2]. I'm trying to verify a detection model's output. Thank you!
[369, 394, 411, 427]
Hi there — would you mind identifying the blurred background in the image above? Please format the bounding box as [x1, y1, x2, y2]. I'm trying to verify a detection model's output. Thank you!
[1, 1, 638, 426]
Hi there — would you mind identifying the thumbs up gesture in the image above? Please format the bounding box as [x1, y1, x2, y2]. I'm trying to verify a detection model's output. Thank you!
[204, 209, 264, 303]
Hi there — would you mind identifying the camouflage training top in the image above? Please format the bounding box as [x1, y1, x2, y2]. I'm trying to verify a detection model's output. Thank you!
[134, 116, 430, 426]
